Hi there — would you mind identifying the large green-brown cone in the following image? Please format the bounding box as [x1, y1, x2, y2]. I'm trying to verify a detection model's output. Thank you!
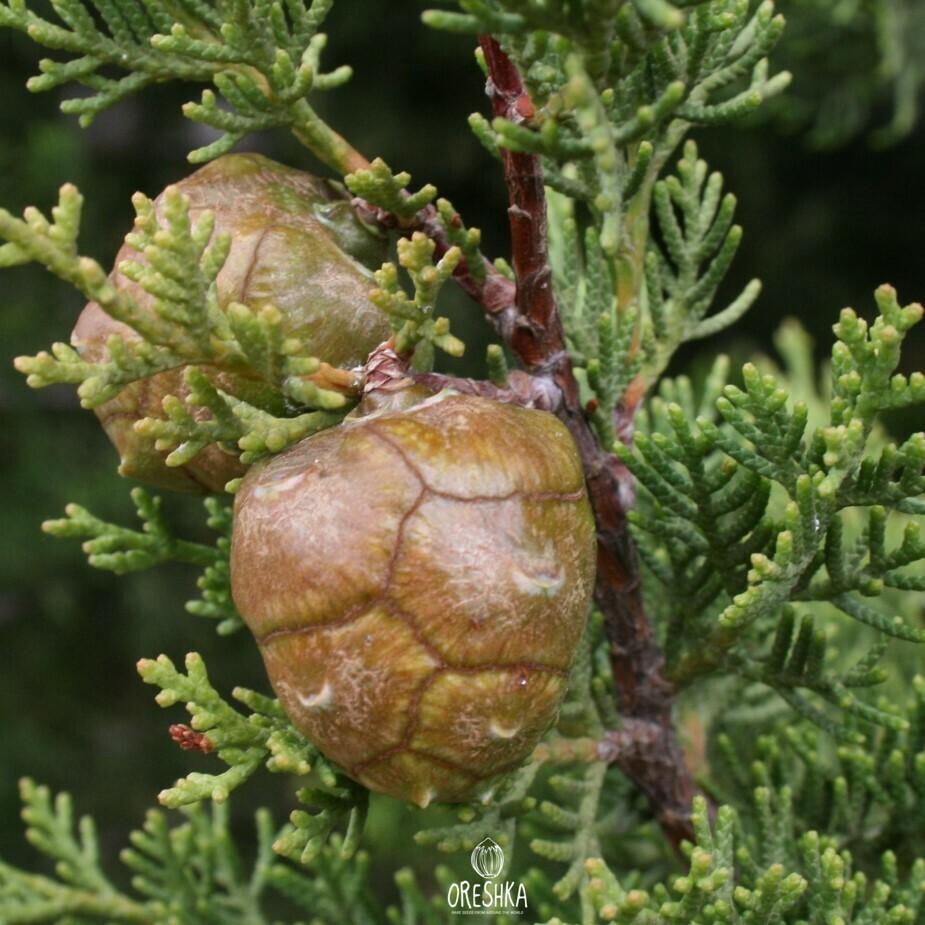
[230, 393, 597, 806]
[72, 152, 391, 494]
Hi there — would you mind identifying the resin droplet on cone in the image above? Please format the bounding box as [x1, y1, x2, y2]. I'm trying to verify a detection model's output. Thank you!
[230, 393, 597, 805]
[72, 152, 391, 494]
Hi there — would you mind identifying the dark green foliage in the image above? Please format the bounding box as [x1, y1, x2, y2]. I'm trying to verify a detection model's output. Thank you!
[546, 792, 925, 924]
[645, 141, 761, 375]
[450, 0, 789, 243]
[0, 0, 352, 165]
[2, 0, 925, 923]
[711, 675, 925, 869]
[761, 0, 925, 148]
[0, 779, 392, 925]
[622, 286, 925, 736]
[537, 676, 925, 921]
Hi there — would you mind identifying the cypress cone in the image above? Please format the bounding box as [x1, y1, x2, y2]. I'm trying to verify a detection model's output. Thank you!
[72, 152, 390, 493]
[230, 393, 597, 805]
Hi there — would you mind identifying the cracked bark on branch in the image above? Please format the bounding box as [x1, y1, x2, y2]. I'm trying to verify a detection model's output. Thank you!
[475, 35, 700, 850]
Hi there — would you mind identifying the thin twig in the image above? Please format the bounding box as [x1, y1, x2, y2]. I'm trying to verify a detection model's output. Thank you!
[409, 369, 560, 409]
[351, 199, 521, 343]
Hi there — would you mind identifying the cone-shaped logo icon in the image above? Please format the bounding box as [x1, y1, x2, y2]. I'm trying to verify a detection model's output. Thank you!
[470, 837, 504, 879]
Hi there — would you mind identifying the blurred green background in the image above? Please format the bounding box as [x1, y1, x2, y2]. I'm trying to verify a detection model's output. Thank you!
[1, 0, 924, 896]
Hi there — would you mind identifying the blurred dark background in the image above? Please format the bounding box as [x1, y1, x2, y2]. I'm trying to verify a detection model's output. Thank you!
[1, 0, 924, 893]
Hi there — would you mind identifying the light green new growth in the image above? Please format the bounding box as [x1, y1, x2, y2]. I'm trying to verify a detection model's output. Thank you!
[9, 182, 354, 478]
[136, 650, 372, 874]
[344, 157, 486, 364]
[345, 158, 438, 220]
[137, 651, 357, 806]
[43, 487, 242, 633]
[43, 487, 218, 573]
[486, 342, 511, 386]
[135, 365, 345, 471]
[138, 660, 369, 871]
[343, 160, 485, 284]
[368, 231, 466, 359]
[10, 185, 232, 406]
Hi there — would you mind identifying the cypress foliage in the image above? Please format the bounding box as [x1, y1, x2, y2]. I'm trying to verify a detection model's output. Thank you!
[2, 1, 924, 923]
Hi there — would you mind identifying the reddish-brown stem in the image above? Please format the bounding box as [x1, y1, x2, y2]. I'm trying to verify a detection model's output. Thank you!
[355, 38, 700, 852]
[478, 36, 569, 371]
[476, 35, 699, 850]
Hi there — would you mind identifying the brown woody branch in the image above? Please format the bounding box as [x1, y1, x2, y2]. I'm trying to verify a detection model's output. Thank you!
[354, 38, 700, 851]
[477, 36, 568, 372]
[476, 35, 699, 850]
